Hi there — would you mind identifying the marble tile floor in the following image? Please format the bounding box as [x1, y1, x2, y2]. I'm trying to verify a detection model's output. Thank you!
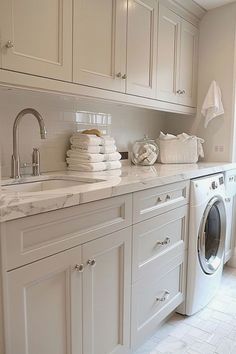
[134, 266, 236, 354]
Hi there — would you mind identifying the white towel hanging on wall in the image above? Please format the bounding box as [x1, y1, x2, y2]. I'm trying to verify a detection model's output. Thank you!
[201, 80, 224, 128]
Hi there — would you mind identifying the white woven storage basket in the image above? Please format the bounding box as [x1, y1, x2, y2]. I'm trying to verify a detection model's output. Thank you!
[158, 138, 199, 164]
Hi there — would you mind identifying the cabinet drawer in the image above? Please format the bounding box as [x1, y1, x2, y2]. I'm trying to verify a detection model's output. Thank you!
[132, 205, 187, 282]
[131, 255, 184, 349]
[133, 181, 189, 223]
[3, 195, 132, 270]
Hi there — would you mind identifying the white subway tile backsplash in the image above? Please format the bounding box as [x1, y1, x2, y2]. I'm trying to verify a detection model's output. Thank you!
[0, 88, 165, 177]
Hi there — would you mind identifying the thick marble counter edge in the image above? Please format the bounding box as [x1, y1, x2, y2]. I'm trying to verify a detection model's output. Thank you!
[0, 162, 236, 223]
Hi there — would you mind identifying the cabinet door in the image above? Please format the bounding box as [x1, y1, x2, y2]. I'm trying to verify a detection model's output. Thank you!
[73, 0, 127, 92]
[156, 5, 181, 104]
[83, 228, 132, 354]
[5, 247, 83, 354]
[0, 0, 72, 81]
[126, 0, 158, 98]
[178, 19, 198, 107]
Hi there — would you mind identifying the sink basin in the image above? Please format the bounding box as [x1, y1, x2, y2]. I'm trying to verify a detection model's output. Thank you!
[1, 176, 106, 193]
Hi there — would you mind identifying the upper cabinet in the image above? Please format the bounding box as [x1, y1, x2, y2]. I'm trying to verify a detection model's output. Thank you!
[0, 0, 201, 111]
[178, 19, 198, 107]
[156, 5, 181, 104]
[0, 0, 73, 81]
[126, 0, 158, 98]
[157, 4, 198, 107]
[73, 0, 127, 92]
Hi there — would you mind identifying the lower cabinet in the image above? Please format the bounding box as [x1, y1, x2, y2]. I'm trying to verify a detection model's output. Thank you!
[131, 205, 187, 349]
[6, 246, 83, 354]
[82, 229, 131, 354]
[4, 227, 132, 354]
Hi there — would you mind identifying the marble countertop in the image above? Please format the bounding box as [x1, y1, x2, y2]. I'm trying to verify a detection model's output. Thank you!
[1, 162, 236, 222]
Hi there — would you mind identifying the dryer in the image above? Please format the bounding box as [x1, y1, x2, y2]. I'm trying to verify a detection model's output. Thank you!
[224, 169, 236, 263]
[185, 174, 227, 316]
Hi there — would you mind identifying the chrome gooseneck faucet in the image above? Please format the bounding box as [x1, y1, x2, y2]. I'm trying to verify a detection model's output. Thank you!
[11, 108, 47, 179]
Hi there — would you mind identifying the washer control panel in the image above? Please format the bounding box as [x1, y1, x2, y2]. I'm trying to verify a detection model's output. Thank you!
[211, 181, 218, 189]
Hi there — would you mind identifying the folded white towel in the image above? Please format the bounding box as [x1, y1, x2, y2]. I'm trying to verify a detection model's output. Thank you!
[71, 145, 117, 154]
[68, 160, 121, 172]
[66, 150, 121, 162]
[104, 152, 121, 161]
[70, 134, 115, 146]
[201, 80, 224, 128]
[68, 162, 106, 172]
[67, 152, 104, 162]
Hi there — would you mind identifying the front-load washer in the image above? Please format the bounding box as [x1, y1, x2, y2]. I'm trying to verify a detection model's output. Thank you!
[185, 173, 227, 316]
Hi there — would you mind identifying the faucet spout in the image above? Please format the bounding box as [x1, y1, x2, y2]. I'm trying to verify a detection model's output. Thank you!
[11, 108, 47, 179]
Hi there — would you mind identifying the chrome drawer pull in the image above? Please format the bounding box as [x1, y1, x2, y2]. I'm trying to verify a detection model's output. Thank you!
[74, 264, 84, 272]
[5, 40, 14, 49]
[87, 259, 96, 267]
[156, 237, 170, 246]
[156, 290, 170, 302]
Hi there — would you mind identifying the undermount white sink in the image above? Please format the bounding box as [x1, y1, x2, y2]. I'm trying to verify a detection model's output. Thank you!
[1, 176, 106, 193]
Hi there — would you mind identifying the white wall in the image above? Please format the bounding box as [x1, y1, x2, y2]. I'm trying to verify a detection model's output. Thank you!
[165, 2, 236, 162]
[0, 88, 166, 177]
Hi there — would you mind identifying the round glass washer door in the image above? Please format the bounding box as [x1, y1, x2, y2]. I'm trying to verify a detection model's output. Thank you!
[198, 196, 226, 275]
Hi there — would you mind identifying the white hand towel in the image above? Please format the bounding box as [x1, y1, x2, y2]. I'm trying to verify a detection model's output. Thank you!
[201, 80, 224, 128]
[71, 145, 117, 154]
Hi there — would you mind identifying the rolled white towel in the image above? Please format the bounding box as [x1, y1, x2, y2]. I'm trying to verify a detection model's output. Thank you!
[71, 145, 117, 154]
[70, 134, 115, 146]
[66, 151, 121, 162]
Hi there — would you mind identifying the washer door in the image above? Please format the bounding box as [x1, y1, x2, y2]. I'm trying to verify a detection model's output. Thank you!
[198, 196, 226, 275]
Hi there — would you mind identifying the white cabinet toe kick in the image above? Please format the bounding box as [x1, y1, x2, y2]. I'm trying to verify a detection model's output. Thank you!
[0, 181, 189, 354]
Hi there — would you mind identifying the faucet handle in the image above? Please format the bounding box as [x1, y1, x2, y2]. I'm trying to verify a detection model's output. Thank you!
[32, 148, 41, 176]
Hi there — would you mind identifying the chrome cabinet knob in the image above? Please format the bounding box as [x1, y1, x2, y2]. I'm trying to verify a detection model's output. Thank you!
[87, 259, 96, 267]
[116, 72, 122, 78]
[182, 90, 186, 94]
[157, 197, 162, 203]
[5, 40, 14, 49]
[74, 264, 84, 272]
[156, 290, 170, 302]
[177, 89, 182, 94]
[122, 74, 127, 80]
[166, 195, 171, 200]
[156, 237, 171, 246]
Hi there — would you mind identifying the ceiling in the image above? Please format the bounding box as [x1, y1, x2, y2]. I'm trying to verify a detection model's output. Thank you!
[194, 0, 236, 10]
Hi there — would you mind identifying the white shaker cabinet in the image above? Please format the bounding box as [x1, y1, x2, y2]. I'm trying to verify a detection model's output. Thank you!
[178, 19, 198, 107]
[156, 5, 181, 104]
[83, 228, 131, 354]
[5, 246, 83, 354]
[4, 226, 131, 354]
[126, 0, 158, 98]
[157, 4, 198, 107]
[0, 0, 73, 81]
[73, 0, 127, 92]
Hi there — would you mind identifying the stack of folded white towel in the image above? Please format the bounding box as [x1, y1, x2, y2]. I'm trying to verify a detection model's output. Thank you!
[66, 133, 122, 172]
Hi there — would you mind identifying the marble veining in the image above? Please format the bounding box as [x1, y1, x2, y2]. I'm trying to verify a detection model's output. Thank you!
[0, 162, 235, 222]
